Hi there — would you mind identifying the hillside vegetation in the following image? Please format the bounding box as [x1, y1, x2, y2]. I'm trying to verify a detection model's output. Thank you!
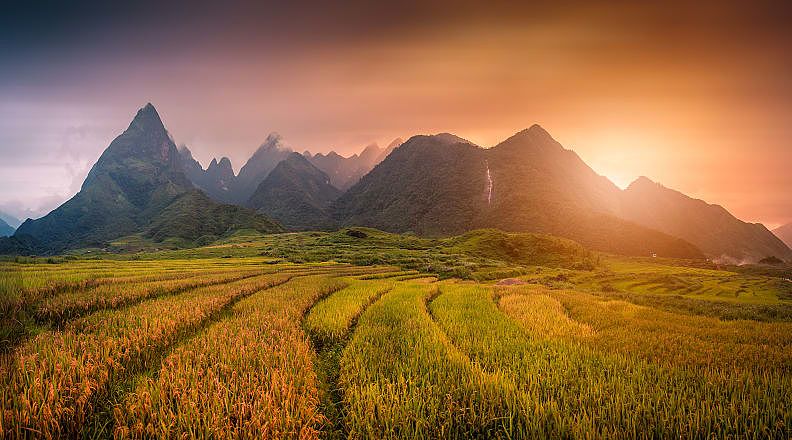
[332, 130, 705, 259]
[0, 243, 789, 438]
[131, 227, 598, 280]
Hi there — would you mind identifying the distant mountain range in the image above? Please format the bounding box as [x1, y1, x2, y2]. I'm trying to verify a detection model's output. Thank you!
[2, 103, 789, 262]
[0, 211, 21, 229]
[303, 138, 402, 190]
[773, 223, 792, 249]
[620, 177, 791, 263]
[177, 134, 402, 204]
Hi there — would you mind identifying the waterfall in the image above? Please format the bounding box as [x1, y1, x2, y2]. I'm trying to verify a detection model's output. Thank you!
[485, 160, 493, 205]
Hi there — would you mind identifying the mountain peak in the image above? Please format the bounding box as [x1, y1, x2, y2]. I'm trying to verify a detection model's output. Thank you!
[128, 102, 165, 133]
[252, 132, 291, 156]
[494, 124, 562, 153]
[218, 157, 232, 168]
[265, 132, 282, 142]
[208, 156, 233, 171]
[361, 143, 380, 154]
[432, 133, 475, 146]
[516, 124, 554, 142]
[628, 176, 657, 189]
[285, 151, 308, 163]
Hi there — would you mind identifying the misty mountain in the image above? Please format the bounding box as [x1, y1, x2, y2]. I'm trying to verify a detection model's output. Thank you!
[773, 223, 792, 249]
[0, 211, 21, 229]
[6, 104, 281, 254]
[304, 138, 403, 190]
[332, 127, 704, 258]
[247, 152, 341, 230]
[376, 137, 404, 163]
[179, 133, 292, 206]
[0, 218, 14, 237]
[233, 133, 294, 204]
[616, 176, 792, 262]
[178, 146, 237, 203]
[176, 135, 403, 205]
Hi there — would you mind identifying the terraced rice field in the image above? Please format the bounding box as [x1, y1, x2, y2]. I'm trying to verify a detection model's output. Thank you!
[0, 257, 789, 438]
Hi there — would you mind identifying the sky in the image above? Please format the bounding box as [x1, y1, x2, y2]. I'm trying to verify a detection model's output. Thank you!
[1, 0, 790, 228]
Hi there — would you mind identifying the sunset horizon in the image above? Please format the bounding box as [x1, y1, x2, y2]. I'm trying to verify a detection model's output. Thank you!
[1, 1, 790, 228]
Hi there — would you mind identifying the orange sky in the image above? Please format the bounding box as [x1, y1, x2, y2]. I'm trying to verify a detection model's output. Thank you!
[0, 1, 790, 227]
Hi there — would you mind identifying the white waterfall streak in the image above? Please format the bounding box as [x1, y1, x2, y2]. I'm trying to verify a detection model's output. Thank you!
[485, 160, 493, 205]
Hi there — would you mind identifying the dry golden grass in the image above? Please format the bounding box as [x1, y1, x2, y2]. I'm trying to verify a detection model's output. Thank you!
[114, 276, 345, 439]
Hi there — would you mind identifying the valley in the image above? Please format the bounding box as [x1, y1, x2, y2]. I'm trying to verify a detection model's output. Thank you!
[1, 233, 790, 438]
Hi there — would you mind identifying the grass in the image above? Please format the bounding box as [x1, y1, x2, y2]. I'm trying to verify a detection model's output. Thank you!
[338, 282, 519, 438]
[304, 279, 394, 346]
[114, 276, 345, 439]
[0, 273, 293, 438]
[0, 258, 293, 352]
[430, 284, 791, 438]
[517, 256, 792, 321]
[34, 268, 267, 324]
[98, 227, 597, 280]
[0, 229, 790, 438]
[502, 285, 792, 372]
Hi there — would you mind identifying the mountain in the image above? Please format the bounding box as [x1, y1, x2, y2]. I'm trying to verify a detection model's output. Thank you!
[0, 211, 21, 229]
[0, 218, 14, 237]
[304, 138, 403, 190]
[619, 177, 792, 262]
[332, 133, 481, 235]
[176, 136, 403, 204]
[177, 145, 237, 203]
[6, 103, 281, 254]
[233, 133, 293, 203]
[12, 103, 190, 252]
[333, 127, 704, 259]
[773, 223, 792, 249]
[247, 152, 341, 230]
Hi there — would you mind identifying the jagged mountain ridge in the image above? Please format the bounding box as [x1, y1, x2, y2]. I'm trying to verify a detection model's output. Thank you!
[6, 104, 282, 254]
[178, 136, 403, 203]
[178, 146, 237, 203]
[3, 103, 783, 262]
[333, 125, 788, 261]
[303, 138, 403, 190]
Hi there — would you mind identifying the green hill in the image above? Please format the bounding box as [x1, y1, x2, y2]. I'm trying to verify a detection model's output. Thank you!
[147, 190, 282, 243]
